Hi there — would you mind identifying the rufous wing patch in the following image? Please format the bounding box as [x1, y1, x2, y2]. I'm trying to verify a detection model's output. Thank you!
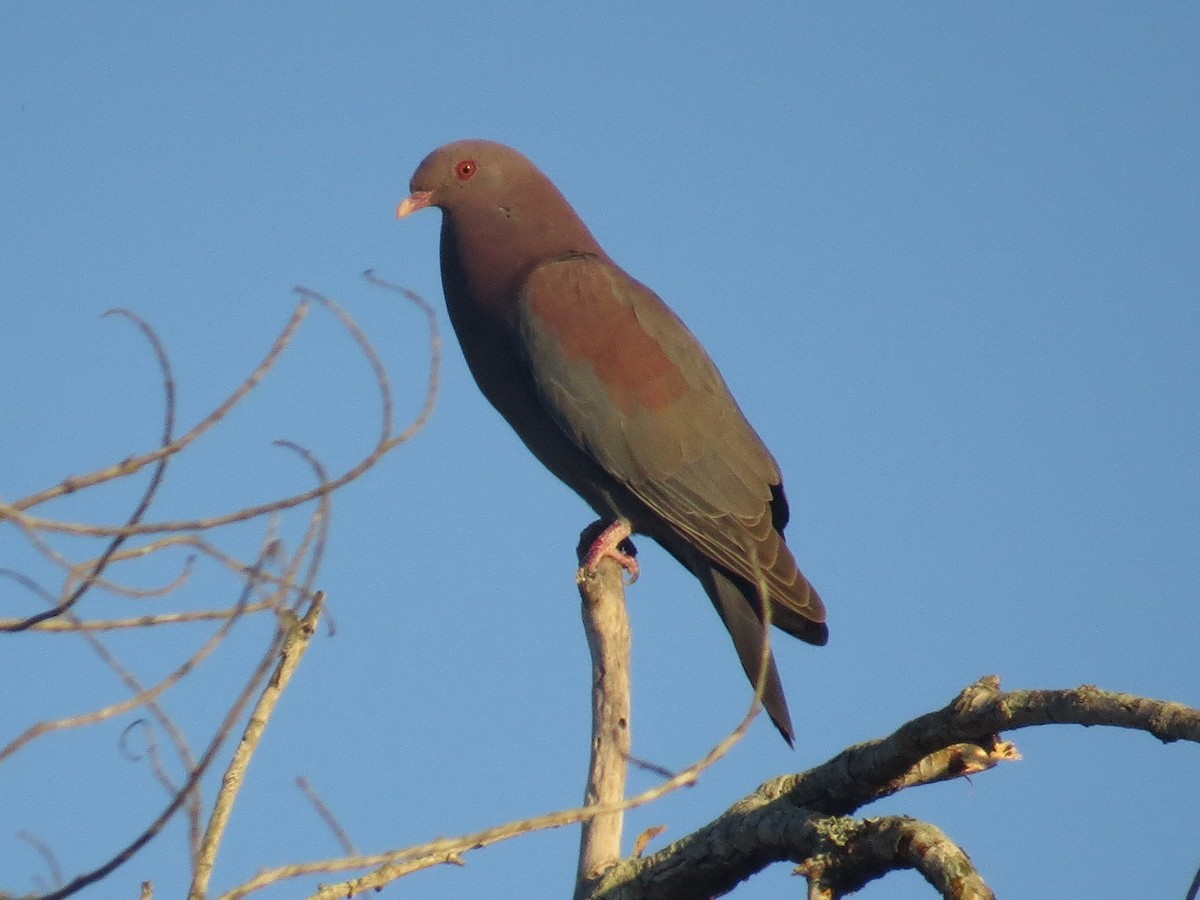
[523, 257, 690, 417]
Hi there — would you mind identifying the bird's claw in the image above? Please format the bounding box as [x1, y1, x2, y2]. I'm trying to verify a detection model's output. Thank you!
[584, 520, 639, 584]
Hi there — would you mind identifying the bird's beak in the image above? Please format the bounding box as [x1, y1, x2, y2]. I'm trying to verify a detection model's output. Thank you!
[396, 190, 434, 219]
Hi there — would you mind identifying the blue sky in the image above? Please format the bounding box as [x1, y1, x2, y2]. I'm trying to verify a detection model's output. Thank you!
[2, 4, 1197, 898]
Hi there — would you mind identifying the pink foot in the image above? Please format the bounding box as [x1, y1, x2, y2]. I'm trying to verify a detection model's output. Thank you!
[584, 520, 639, 584]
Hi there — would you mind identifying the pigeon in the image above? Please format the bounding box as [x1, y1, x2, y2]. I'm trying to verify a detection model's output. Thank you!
[397, 140, 826, 743]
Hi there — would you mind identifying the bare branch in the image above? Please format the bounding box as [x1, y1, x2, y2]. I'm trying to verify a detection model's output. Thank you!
[361, 270, 442, 451]
[570, 531, 782, 896]
[4, 281, 439, 898]
[190, 593, 325, 899]
[7, 284, 1192, 899]
[6, 309, 177, 630]
[0, 565, 255, 765]
[230, 533, 773, 899]
[2, 300, 310, 523]
[582, 677, 1200, 898]
[18, 831, 64, 892]
[5, 277, 439, 543]
[270, 440, 333, 611]
[799, 816, 995, 899]
[574, 523, 634, 896]
[297, 777, 358, 857]
[34, 588, 320, 900]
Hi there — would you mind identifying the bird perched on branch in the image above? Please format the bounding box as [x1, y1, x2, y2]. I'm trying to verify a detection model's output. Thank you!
[397, 140, 826, 744]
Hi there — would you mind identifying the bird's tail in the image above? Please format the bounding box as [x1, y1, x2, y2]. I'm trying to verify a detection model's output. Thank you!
[692, 560, 799, 745]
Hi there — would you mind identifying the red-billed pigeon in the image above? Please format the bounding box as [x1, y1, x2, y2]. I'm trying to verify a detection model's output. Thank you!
[397, 140, 826, 744]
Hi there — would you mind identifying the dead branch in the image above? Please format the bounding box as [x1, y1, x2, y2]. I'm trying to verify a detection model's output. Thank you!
[581, 677, 1200, 899]
[799, 816, 994, 900]
[574, 522, 634, 896]
[189, 593, 325, 898]
[2, 278, 438, 899]
[7, 282, 1195, 899]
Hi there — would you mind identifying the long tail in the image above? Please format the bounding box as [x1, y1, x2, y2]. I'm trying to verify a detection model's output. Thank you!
[691, 559, 798, 745]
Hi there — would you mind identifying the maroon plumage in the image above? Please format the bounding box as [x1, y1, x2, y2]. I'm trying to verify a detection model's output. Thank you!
[397, 140, 826, 744]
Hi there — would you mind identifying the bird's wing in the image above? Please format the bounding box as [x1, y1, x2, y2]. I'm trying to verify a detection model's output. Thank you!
[515, 253, 824, 626]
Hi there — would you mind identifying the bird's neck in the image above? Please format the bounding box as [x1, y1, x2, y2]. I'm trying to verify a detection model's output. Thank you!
[440, 193, 606, 316]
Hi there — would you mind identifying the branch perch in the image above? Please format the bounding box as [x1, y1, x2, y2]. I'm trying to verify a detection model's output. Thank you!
[583, 677, 1200, 898]
[574, 521, 634, 897]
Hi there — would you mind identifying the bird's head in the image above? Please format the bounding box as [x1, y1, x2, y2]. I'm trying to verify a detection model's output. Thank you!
[397, 139, 536, 219]
[396, 140, 604, 276]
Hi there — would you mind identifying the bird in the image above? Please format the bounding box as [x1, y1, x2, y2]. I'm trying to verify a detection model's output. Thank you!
[396, 140, 826, 744]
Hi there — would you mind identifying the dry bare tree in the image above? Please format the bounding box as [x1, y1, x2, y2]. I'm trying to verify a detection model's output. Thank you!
[3, 277, 1197, 899]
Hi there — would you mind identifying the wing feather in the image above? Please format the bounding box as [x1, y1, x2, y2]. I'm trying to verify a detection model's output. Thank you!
[517, 254, 824, 626]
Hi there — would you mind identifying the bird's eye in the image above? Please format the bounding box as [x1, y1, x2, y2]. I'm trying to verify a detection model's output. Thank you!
[455, 160, 477, 181]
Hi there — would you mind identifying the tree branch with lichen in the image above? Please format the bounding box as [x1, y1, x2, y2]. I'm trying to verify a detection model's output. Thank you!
[580, 677, 1199, 899]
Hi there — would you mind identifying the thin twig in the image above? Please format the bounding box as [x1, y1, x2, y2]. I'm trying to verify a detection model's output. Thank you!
[361, 270, 442, 451]
[7, 280, 439, 540]
[6, 309, 177, 630]
[1, 301, 310, 520]
[18, 831, 64, 890]
[0, 568, 255, 765]
[190, 593, 325, 899]
[297, 777, 358, 856]
[271, 440, 333, 612]
[34, 585, 316, 900]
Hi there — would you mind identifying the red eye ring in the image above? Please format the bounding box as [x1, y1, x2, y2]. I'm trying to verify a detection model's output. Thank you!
[455, 159, 477, 181]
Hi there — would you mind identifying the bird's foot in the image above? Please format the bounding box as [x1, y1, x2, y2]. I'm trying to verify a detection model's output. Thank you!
[584, 520, 639, 584]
